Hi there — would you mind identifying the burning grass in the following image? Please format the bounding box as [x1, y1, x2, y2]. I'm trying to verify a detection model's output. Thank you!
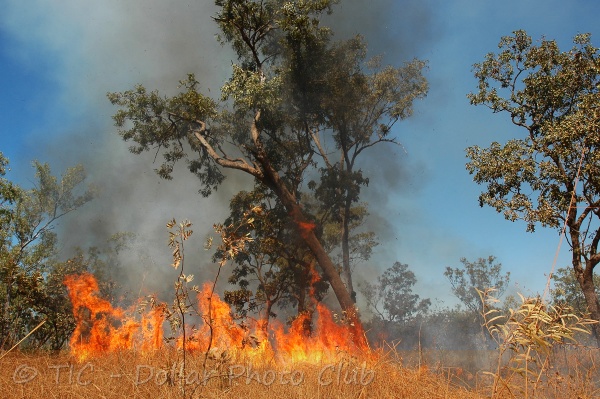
[63, 273, 368, 364]
[2, 269, 599, 398]
[2, 347, 600, 398]
[2, 274, 599, 398]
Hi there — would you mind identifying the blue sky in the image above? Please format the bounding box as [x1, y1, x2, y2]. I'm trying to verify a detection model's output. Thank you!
[1, 0, 598, 307]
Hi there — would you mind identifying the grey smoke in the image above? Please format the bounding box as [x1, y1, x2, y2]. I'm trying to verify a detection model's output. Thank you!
[1, 0, 436, 301]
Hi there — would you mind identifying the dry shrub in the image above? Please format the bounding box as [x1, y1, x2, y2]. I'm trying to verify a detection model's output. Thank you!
[479, 289, 600, 399]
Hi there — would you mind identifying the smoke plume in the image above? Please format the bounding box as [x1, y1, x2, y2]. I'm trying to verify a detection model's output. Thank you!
[1, 0, 435, 299]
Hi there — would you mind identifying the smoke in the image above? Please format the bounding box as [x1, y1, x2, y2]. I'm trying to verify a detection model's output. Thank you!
[1, 1, 436, 300]
[1, 0, 245, 296]
[326, 0, 436, 62]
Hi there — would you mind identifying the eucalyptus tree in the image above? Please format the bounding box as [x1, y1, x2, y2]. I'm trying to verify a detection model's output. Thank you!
[108, 0, 427, 338]
[219, 188, 328, 332]
[312, 38, 427, 300]
[467, 30, 600, 341]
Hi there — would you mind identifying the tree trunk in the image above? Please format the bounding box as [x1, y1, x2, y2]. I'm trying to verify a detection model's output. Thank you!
[341, 196, 355, 303]
[570, 222, 600, 346]
[577, 260, 600, 345]
[259, 162, 368, 349]
[260, 299, 273, 336]
[255, 144, 358, 315]
[299, 222, 368, 349]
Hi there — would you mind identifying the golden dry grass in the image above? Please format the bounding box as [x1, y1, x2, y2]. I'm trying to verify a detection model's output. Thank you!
[1, 347, 598, 398]
[0, 349, 478, 399]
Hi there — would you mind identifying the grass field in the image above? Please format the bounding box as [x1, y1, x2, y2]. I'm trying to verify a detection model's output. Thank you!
[1, 346, 598, 398]
[3, 275, 599, 398]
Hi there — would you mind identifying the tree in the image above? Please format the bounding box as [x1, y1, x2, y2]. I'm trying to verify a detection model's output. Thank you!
[362, 262, 430, 324]
[108, 0, 427, 337]
[0, 153, 95, 348]
[551, 267, 600, 315]
[466, 30, 600, 342]
[444, 256, 510, 314]
[29, 254, 91, 350]
[219, 188, 328, 333]
[309, 38, 427, 302]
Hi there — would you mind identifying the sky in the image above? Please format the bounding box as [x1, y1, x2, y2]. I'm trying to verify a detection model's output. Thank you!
[0, 0, 598, 309]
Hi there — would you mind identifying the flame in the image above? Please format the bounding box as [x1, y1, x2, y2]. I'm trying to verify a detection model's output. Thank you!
[64, 274, 368, 363]
[64, 273, 163, 361]
[297, 221, 316, 238]
[289, 206, 316, 239]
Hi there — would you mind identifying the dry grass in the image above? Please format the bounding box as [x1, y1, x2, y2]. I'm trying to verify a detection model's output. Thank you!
[0, 348, 481, 399]
[1, 347, 599, 399]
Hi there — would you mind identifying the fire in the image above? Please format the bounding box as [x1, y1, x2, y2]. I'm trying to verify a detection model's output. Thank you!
[297, 220, 316, 238]
[64, 274, 369, 363]
[289, 206, 316, 239]
[64, 273, 164, 360]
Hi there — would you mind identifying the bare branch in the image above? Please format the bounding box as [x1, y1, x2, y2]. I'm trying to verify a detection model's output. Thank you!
[194, 127, 261, 178]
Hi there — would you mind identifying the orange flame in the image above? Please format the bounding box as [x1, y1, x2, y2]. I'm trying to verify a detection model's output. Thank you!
[297, 221, 316, 238]
[64, 273, 163, 360]
[64, 274, 368, 363]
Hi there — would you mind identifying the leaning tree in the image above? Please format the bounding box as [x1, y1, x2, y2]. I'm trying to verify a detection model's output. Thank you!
[108, 0, 427, 341]
[467, 30, 600, 342]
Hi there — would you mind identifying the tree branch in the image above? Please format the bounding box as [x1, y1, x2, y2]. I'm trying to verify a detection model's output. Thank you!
[193, 123, 260, 178]
[310, 129, 332, 169]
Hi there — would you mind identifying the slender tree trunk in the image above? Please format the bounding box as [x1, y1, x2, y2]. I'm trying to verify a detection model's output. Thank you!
[577, 260, 600, 345]
[1, 268, 15, 349]
[260, 299, 273, 336]
[341, 196, 355, 302]
[570, 225, 600, 345]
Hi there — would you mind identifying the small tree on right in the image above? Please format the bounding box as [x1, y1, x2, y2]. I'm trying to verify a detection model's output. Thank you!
[467, 30, 600, 343]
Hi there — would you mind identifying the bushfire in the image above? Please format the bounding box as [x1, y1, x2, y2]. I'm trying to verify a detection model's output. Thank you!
[64, 273, 369, 363]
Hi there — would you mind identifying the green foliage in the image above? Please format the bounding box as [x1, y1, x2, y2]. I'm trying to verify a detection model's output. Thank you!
[218, 189, 328, 327]
[466, 30, 600, 341]
[318, 202, 378, 264]
[0, 153, 19, 228]
[445, 256, 510, 314]
[362, 262, 430, 324]
[108, 77, 222, 194]
[30, 255, 92, 350]
[108, 0, 427, 317]
[0, 152, 96, 349]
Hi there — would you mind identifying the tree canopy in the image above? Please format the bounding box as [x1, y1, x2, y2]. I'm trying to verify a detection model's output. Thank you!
[0, 152, 96, 349]
[445, 256, 510, 314]
[467, 30, 600, 342]
[362, 261, 430, 324]
[108, 0, 427, 335]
